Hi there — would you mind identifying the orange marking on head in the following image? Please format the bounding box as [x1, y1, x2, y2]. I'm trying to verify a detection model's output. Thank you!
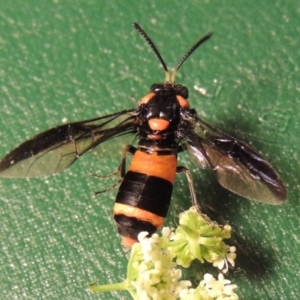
[148, 118, 170, 131]
[176, 95, 189, 108]
[139, 92, 155, 105]
[114, 203, 165, 228]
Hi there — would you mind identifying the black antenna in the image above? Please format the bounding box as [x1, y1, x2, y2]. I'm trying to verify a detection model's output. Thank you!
[171, 32, 213, 83]
[133, 23, 171, 82]
[133, 23, 213, 84]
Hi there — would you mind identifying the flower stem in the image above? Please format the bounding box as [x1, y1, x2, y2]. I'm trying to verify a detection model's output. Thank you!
[88, 281, 128, 293]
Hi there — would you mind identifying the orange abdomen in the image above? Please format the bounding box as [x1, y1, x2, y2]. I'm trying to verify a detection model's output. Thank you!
[114, 149, 177, 247]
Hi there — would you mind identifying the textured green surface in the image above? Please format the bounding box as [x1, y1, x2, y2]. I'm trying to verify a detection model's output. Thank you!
[0, 1, 299, 299]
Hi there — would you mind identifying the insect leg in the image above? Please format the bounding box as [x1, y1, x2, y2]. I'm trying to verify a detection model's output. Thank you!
[176, 166, 201, 211]
[177, 145, 185, 153]
[94, 145, 136, 195]
[89, 169, 119, 179]
[118, 145, 136, 178]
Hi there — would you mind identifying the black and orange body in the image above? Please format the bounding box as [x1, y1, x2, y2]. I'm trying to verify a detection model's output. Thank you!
[112, 83, 190, 247]
[0, 23, 287, 249]
[114, 140, 178, 247]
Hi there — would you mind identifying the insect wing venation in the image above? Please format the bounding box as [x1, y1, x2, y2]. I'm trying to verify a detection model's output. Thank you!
[180, 110, 287, 204]
[0, 109, 138, 178]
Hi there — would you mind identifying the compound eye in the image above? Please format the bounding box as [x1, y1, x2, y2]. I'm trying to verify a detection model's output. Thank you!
[139, 92, 155, 105]
[176, 95, 189, 108]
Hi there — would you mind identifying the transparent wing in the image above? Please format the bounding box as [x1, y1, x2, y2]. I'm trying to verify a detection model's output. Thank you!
[0, 109, 138, 178]
[180, 110, 287, 204]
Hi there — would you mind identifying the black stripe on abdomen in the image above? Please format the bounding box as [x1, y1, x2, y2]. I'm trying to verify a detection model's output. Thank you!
[114, 214, 157, 241]
[116, 171, 173, 217]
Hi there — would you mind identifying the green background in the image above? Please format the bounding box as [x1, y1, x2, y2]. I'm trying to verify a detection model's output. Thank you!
[0, 1, 299, 299]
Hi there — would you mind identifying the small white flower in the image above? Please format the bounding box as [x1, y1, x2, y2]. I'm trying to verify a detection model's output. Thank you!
[199, 273, 239, 300]
[213, 245, 237, 273]
[161, 226, 175, 239]
[138, 231, 149, 242]
[130, 231, 192, 300]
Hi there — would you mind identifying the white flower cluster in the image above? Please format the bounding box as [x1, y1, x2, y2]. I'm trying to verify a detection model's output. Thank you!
[129, 232, 191, 300]
[180, 273, 238, 300]
[88, 207, 238, 300]
[167, 208, 236, 273]
[127, 230, 238, 300]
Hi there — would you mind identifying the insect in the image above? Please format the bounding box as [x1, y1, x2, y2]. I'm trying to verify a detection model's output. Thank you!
[0, 23, 287, 247]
